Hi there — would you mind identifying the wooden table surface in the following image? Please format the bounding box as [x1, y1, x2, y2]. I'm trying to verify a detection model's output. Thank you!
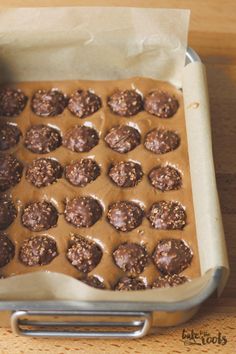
[0, 1, 236, 353]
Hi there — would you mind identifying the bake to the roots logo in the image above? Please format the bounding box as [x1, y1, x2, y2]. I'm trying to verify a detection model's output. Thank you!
[181, 328, 227, 346]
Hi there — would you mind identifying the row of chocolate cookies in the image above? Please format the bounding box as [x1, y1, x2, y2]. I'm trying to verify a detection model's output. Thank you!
[0, 232, 192, 291]
[0, 87, 179, 118]
[1, 152, 181, 191]
[0, 121, 180, 155]
[68, 237, 193, 290]
[1, 196, 186, 233]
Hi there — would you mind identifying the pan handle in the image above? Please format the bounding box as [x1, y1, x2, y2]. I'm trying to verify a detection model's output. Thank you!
[11, 310, 152, 339]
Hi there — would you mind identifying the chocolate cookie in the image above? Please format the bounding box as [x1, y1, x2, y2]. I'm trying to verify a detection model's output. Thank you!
[64, 196, 103, 228]
[21, 201, 58, 232]
[109, 161, 143, 188]
[115, 277, 146, 291]
[152, 274, 188, 288]
[67, 235, 102, 273]
[0, 88, 28, 117]
[153, 239, 193, 275]
[24, 125, 62, 154]
[25, 158, 63, 188]
[81, 275, 105, 289]
[65, 159, 100, 187]
[0, 123, 21, 151]
[105, 125, 141, 153]
[113, 243, 148, 275]
[0, 195, 17, 230]
[107, 201, 143, 232]
[68, 89, 101, 118]
[0, 154, 23, 191]
[19, 236, 58, 266]
[0, 233, 15, 267]
[144, 90, 179, 118]
[148, 165, 182, 191]
[107, 89, 143, 116]
[62, 125, 99, 152]
[31, 89, 68, 117]
[144, 129, 180, 154]
[147, 201, 186, 230]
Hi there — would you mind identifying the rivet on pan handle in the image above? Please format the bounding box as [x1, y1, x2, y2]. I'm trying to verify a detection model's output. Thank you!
[11, 310, 152, 339]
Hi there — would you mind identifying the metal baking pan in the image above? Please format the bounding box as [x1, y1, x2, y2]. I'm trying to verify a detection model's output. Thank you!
[0, 47, 227, 339]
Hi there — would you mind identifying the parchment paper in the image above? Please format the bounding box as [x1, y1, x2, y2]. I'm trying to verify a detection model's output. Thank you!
[0, 7, 189, 87]
[182, 62, 229, 295]
[0, 6, 229, 302]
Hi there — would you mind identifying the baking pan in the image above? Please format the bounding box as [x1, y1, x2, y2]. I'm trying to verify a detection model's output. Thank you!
[0, 4, 229, 339]
[0, 44, 228, 338]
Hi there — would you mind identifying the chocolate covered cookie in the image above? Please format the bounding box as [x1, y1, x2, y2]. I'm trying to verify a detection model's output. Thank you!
[113, 243, 148, 275]
[115, 277, 146, 291]
[63, 125, 99, 152]
[152, 239, 193, 275]
[21, 201, 58, 232]
[19, 236, 58, 266]
[144, 90, 179, 118]
[31, 89, 67, 117]
[81, 275, 105, 289]
[0, 154, 23, 191]
[0, 123, 21, 151]
[68, 89, 101, 118]
[24, 125, 62, 154]
[0, 88, 27, 117]
[67, 235, 102, 273]
[107, 89, 143, 117]
[64, 196, 102, 228]
[105, 125, 141, 153]
[144, 129, 180, 154]
[25, 158, 63, 188]
[65, 159, 100, 187]
[148, 165, 182, 191]
[0, 233, 15, 267]
[147, 201, 186, 230]
[0, 195, 17, 230]
[109, 161, 143, 188]
[107, 201, 143, 232]
[152, 274, 188, 288]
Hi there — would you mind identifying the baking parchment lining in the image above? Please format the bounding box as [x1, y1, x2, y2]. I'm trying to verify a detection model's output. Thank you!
[0, 7, 189, 87]
[0, 6, 229, 301]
